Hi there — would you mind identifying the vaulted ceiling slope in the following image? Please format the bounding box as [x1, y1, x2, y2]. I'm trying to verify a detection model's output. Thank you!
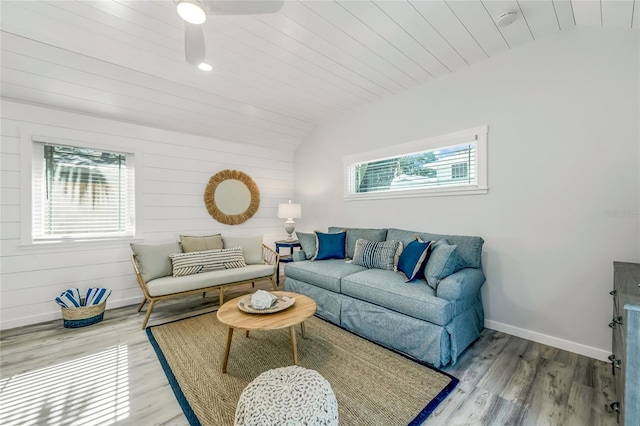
[1, 1, 637, 151]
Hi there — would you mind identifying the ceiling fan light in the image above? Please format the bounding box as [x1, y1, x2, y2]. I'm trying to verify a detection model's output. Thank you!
[177, 0, 207, 25]
[198, 62, 213, 71]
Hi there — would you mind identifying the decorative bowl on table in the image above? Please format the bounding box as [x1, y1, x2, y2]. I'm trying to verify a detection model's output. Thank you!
[237, 294, 296, 314]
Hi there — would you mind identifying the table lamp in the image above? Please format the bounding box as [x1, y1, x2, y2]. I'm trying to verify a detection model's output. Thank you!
[277, 200, 301, 242]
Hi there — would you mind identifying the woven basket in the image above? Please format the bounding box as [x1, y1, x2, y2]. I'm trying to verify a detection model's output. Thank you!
[61, 299, 106, 328]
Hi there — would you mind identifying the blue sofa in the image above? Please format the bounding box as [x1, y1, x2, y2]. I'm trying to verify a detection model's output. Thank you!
[283, 227, 485, 368]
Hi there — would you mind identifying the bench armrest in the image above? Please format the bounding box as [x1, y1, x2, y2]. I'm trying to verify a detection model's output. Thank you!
[436, 268, 485, 301]
[262, 244, 280, 269]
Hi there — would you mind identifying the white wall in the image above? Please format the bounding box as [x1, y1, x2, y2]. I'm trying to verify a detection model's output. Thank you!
[293, 27, 640, 360]
[0, 100, 294, 330]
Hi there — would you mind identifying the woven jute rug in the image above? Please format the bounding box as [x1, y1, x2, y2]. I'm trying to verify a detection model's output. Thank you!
[147, 313, 458, 426]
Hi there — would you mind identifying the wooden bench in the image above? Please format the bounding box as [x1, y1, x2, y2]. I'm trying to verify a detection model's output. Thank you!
[131, 244, 279, 329]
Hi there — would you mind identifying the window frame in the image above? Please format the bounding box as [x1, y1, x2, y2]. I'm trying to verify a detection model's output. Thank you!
[21, 132, 142, 247]
[343, 125, 488, 201]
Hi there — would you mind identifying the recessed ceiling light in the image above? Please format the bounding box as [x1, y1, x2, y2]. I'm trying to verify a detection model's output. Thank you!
[496, 11, 517, 27]
[198, 62, 213, 71]
[177, 0, 207, 25]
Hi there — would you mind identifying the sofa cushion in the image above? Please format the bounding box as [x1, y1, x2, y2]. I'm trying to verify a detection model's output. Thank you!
[329, 227, 388, 259]
[312, 231, 347, 261]
[131, 241, 182, 282]
[179, 234, 223, 252]
[387, 228, 484, 269]
[284, 259, 366, 293]
[295, 231, 316, 260]
[398, 239, 433, 282]
[352, 238, 401, 271]
[341, 269, 452, 326]
[425, 240, 466, 290]
[222, 235, 263, 264]
[169, 247, 246, 277]
[146, 264, 275, 297]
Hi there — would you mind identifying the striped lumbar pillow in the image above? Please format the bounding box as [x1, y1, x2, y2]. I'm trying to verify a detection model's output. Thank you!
[352, 238, 402, 271]
[169, 247, 247, 277]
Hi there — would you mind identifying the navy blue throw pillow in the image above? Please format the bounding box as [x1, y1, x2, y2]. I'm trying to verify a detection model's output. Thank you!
[312, 231, 347, 261]
[398, 239, 433, 282]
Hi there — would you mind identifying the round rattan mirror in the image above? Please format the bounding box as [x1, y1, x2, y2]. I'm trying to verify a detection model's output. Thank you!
[204, 169, 260, 225]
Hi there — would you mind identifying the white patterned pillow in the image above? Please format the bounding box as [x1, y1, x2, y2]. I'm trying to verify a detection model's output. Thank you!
[352, 239, 403, 271]
[169, 247, 246, 277]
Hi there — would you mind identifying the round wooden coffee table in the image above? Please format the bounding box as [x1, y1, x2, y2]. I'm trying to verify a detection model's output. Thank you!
[217, 291, 317, 373]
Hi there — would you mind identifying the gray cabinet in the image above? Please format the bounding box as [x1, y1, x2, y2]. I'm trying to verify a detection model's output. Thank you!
[610, 261, 640, 425]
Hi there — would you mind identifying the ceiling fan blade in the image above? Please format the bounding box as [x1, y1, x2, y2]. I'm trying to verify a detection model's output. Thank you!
[203, 0, 284, 15]
[185, 23, 205, 66]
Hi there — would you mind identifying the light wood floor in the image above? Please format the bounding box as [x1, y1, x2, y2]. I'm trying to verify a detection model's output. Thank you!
[1, 280, 617, 426]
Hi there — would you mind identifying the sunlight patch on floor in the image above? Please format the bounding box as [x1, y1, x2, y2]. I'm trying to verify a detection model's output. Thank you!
[0, 345, 129, 425]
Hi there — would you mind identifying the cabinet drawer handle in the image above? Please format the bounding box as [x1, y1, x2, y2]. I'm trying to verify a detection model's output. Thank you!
[608, 355, 622, 375]
[606, 401, 620, 422]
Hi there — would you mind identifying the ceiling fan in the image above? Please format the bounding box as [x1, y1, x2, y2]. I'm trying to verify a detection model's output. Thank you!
[176, 0, 285, 69]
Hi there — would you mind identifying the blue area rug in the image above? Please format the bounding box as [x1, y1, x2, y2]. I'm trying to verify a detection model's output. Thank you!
[147, 313, 458, 426]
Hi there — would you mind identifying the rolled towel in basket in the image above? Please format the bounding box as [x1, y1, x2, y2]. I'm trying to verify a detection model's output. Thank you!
[55, 288, 82, 308]
[85, 287, 111, 306]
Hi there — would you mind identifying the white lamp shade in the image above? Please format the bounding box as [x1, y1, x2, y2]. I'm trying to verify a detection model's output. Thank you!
[278, 202, 301, 219]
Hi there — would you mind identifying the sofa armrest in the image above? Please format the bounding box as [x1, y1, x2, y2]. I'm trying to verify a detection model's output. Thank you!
[436, 268, 485, 301]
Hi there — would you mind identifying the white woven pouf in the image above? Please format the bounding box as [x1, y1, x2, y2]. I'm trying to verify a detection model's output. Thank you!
[235, 366, 338, 426]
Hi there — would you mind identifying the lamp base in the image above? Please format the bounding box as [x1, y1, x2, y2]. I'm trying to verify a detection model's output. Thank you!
[284, 219, 296, 242]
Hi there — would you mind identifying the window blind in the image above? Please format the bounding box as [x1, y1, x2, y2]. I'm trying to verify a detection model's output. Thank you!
[347, 141, 477, 195]
[32, 142, 135, 241]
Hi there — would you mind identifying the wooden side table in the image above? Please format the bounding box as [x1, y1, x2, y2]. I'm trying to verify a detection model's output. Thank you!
[275, 240, 301, 284]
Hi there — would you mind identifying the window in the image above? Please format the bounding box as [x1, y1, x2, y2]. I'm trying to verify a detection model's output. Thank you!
[451, 162, 468, 180]
[31, 139, 136, 242]
[344, 126, 487, 200]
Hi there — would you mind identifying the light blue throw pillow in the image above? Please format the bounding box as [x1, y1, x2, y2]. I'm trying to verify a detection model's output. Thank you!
[424, 240, 466, 289]
[398, 239, 433, 282]
[312, 231, 347, 261]
[295, 231, 317, 260]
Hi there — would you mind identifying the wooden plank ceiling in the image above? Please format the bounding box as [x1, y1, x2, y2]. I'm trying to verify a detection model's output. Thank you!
[1, 0, 637, 151]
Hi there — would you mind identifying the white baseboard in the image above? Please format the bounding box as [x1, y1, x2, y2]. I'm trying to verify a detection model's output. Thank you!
[0, 297, 143, 331]
[485, 319, 611, 362]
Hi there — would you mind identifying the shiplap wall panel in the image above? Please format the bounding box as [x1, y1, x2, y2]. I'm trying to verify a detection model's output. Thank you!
[2, 274, 135, 309]
[409, 0, 487, 65]
[209, 17, 382, 103]
[0, 100, 293, 330]
[304, 1, 431, 82]
[2, 66, 306, 145]
[338, 1, 448, 78]
[572, 0, 603, 26]
[601, 0, 636, 27]
[0, 172, 20, 189]
[2, 33, 321, 128]
[518, 1, 562, 39]
[481, 0, 534, 48]
[553, 0, 576, 29]
[253, 12, 400, 94]
[278, 1, 417, 90]
[373, 1, 468, 72]
[3, 52, 311, 138]
[1, 82, 298, 151]
[445, 0, 510, 56]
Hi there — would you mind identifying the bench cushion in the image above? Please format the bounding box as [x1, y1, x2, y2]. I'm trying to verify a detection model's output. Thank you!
[131, 241, 182, 283]
[146, 264, 275, 297]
